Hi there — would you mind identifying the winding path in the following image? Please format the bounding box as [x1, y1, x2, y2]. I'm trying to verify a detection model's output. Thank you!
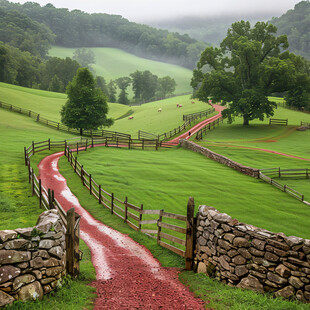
[38, 152, 205, 309]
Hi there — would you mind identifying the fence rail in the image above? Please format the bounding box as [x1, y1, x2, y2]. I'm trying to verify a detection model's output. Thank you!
[64, 141, 195, 265]
[183, 108, 214, 122]
[301, 121, 310, 128]
[195, 117, 223, 140]
[0, 101, 131, 139]
[258, 168, 309, 202]
[269, 118, 288, 126]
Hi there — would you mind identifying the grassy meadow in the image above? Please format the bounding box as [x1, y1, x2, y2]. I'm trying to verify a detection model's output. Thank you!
[49, 46, 193, 94]
[1, 81, 310, 309]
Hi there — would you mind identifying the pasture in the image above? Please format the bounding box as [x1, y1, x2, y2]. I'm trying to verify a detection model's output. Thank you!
[1, 83, 310, 309]
[49, 46, 193, 94]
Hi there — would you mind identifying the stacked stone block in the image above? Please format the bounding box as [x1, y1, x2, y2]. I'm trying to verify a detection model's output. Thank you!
[195, 206, 310, 302]
[0, 210, 66, 307]
[180, 140, 259, 178]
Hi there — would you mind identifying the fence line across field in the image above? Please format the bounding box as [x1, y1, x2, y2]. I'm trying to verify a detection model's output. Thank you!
[24, 138, 196, 270]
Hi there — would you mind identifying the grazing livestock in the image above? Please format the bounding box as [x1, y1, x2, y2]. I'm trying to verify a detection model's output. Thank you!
[128, 116, 134, 120]
[176, 103, 179, 107]
[192, 101, 195, 104]
[178, 104, 183, 107]
[158, 108, 162, 112]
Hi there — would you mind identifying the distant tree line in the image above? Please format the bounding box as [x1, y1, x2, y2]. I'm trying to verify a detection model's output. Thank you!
[95, 70, 177, 105]
[271, 1, 310, 60]
[0, 0, 207, 69]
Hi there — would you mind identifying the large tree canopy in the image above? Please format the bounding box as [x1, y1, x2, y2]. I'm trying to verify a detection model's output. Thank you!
[191, 21, 301, 125]
[61, 68, 113, 135]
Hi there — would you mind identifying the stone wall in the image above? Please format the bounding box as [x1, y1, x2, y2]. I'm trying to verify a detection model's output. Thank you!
[180, 140, 259, 178]
[195, 206, 310, 302]
[0, 210, 66, 307]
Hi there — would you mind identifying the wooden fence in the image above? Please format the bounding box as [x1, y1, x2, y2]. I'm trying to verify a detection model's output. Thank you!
[183, 108, 214, 122]
[301, 121, 310, 128]
[0, 101, 131, 139]
[269, 118, 288, 126]
[24, 139, 81, 277]
[195, 117, 223, 140]
[259, 168, 309, 202]
[64, 142, 196, 268]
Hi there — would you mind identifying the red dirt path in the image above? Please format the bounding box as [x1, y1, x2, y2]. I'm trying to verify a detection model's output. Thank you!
[167, 104, 225, 145]
[38, 152, 205, 309]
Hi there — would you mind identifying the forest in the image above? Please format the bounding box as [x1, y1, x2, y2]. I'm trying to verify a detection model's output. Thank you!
[0, 0, 207, 69]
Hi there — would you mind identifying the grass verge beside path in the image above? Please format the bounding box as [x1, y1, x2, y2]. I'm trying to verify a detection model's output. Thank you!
[179, 272, 310, 310]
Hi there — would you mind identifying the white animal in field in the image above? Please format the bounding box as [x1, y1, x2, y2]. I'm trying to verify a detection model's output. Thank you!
[158, 108, 162, 112]
[128, 116, 134, 120]
[178, 104, 183, 107]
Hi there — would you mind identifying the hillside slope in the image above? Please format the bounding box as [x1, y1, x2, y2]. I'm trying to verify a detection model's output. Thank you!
[49, 46, 193, 94]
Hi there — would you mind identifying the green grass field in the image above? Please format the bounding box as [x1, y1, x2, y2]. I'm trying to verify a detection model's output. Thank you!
[1, 82, 310, 309]
[49, 46, 193, 94]
[62, 146, 310, 239]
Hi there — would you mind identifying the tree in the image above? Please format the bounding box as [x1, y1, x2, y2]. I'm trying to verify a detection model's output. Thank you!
[116, 77, 131, 105]
[60, 68, 113, 135]
[48, 74, 64, 92]
[191, 21, 296, 125]
[96, 76, 108, 96]
[283, 52, 310, 111]
[157, 76, 176, 98]
[72, 48, 95, 70]
[107, 80, 117, 103]
[130, 70, 144, 100]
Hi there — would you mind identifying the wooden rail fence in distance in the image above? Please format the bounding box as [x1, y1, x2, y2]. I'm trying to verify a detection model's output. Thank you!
[259, 168, 309, 203]
[195, 117, 223, 140]
[269, 118, 288, 126]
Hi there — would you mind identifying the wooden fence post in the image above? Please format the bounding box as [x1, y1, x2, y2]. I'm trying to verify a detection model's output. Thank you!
[185, 197, 195, 271]
[76, 143, 79, 155]
[157, 209, 164, 245]
[32, 141, 35, 155]
[139, 204, 143, 230]
[85, 139, 88, 151]
[74, 157, 77, 173]
[111, 193, 114, 214]
[31, 168, 35, 196]
[64, 141, 67, 157]
[92, 137, 94, 148]
[99, 185, 101, 204]
[89, 174, 92, 194]
[39, 179, 42, 208]
[48, 139, 51, 150]
[124, 197, 128, 223]
[66, 208, 80, 278]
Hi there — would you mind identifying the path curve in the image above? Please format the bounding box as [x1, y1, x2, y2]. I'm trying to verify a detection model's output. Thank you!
[167, 104, 225, 145]
[38, 152, 205, 309]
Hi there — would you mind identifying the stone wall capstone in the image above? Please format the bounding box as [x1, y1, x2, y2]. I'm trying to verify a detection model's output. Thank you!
[195, 206, 310, 302]
[0, 210, 66, 307]
[180, 139, 259, 178]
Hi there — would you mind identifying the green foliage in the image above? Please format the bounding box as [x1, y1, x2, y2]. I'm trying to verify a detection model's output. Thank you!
[61, 68, 113, 133]
[271, 1, 310, 60]
[0, 0, 206, 68]
[107, 80, 117, 103]
[0, 7, 55, 58]
[116, 76, 131, 105]
[96, 75, 108, 96]
[157, 76, 177, 98]
[73, 48, 95, 70]
[192, 21, 303, 125]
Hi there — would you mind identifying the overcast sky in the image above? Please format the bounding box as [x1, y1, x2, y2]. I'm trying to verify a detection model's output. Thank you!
[9, 0, 300, 22]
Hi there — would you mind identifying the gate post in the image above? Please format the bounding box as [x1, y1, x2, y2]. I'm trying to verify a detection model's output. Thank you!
[185, 197, 195, 271]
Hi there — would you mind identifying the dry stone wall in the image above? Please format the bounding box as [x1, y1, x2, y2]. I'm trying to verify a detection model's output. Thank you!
[0, 210, 66, 307]
[180, 139, 259, 178]
[195, 206, 310, 302]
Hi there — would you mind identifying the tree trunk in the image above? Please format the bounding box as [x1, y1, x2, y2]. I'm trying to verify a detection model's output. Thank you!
[243, 116, 249, 126]
[80, 128, 83, 136]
